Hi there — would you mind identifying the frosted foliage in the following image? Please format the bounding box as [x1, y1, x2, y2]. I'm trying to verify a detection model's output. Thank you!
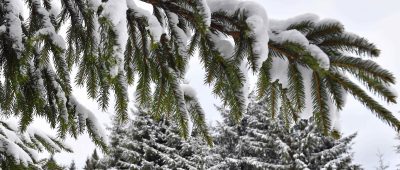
[211, 95, 360, 169]
[386, 85, 398, 98]
[200, 0, 211, 26]
[317, 18, 342, 27]
[168, 12, 189, 57]
[0, 121, 71, 166]
[32, 0, 66, 50]
[308, 44, 330, 69]
[88, 0, 101, 9]
[181, 84, 197, 98]
[4, 0, 24, 56]
[102, 0, 128, 78]
[210, 33, 234, 59]
[126, 0, 163, 41]
[101, 109, 208, 169]
[271, 30, 330, 69]
[69, 96, 107, 143]
[269, 13, 319, 31]
[207, 0, 269, 70]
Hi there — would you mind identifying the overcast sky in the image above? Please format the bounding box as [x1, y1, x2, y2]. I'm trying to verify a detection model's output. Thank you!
[37, 0, 400, 169]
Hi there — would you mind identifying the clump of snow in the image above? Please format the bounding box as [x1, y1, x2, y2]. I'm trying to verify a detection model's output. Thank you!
[200, 0, 211, 26]
[168, 12, 189, 57]
[88, 0, 102, 9]
[126, 0, 163, 41]
[269, 13, 319, 31]
[386, 84, 398, 98]
[4, 0, 25, 56]
[307, 44, 330, 69]
[271, 30, 330, 70]
[240, 2, 269, 70]
[48, 0, 62, 18]
[2, 138, 33, 166]
[209, 33, 234, 59]
[110, 65, 120, 78]
[272, 29, 309, 45]
[69, 96, 108, 144]
[102, 1, 127, 27]
[102, 0, 129, 78]
[181, 84, 197, 98]
[0, 120, 72, 166]
[316, 18, 343, 27]
[32, 0, 66, 50]
[207, 0, 269, 71]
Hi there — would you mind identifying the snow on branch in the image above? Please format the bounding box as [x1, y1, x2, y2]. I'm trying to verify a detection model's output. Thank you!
[0, 120, 71, 166]
[207, 0, 269, 71]
[126, 0, 163, 41]
[69, 96, 108, 150]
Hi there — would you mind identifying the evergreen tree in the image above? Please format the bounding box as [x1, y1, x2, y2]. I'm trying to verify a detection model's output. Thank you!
[375, 151, 389, 170]
[69, 160, 76, 170]
[102, 107, 209, 169]
[211, 94, 361, 169]
[0, 0, 398, 152]
[84, 149, 106, 170]
[41, 155, 65, 170]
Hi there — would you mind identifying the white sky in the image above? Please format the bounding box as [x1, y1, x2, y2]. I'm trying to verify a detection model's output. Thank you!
[29, 0, 399, 169]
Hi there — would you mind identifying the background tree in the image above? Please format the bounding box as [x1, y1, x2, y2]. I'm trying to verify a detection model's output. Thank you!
[69, 160, 76, 170]
[101, 107, 209, 169]
[41, 155, 66, 170]
[375, 151, 389, 170]
[211, 93, 361, 169]
[83, 149, 106, 170]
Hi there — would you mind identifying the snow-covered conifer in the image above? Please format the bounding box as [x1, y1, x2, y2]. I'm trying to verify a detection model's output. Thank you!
[102, 107, 209, 169]
[69, 160, 76, 170]
[211, 93, 361, 169]
[83, 149, 106, 170]
[41, 154, 65, 170]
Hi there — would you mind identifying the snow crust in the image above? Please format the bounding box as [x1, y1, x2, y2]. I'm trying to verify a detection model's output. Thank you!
[32, 0, 66, 50]
[102, 0, 129, 78]
[69, 96, 108, 144]
[207, 0, 269, 71]
[168, 12, 189, 57]
[127, 0, 163, 41]
[271, 29, 330, 70]
[209, 33, 234, 59]
[200, 0, 211, 26]
[4, 0, 25, 56]
[269, 13, 319, 31]
[181, 84, 197, 98]
[0, 121, 71, 166]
